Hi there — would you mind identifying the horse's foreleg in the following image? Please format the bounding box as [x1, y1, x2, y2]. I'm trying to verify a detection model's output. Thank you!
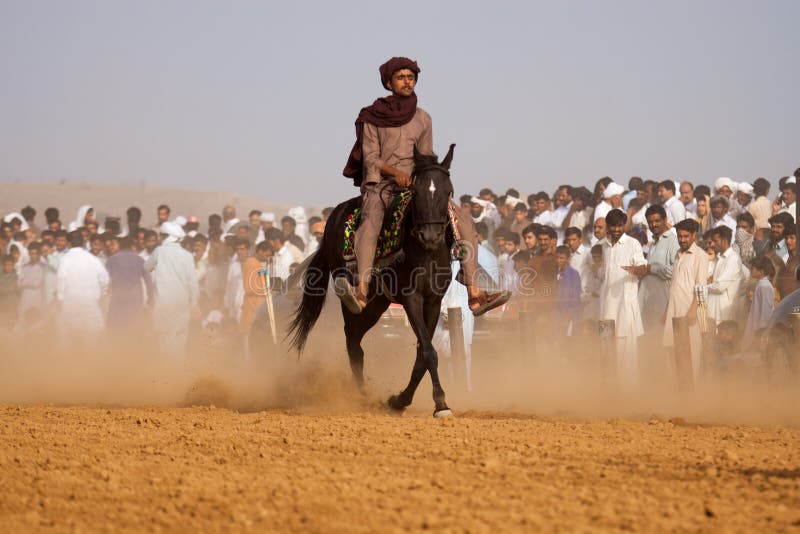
[388, 344, 427, 410]
[398, 296, 451, 417]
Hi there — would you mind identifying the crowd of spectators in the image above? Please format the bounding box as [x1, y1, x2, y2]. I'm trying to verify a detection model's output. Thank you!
[1, 168, 797, 383]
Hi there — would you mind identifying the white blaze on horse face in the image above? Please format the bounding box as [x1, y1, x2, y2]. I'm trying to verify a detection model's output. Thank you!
[429, 180, 436, 200]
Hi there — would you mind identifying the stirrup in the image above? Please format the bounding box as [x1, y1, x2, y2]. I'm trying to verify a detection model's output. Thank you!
[333, 277, 365, 315]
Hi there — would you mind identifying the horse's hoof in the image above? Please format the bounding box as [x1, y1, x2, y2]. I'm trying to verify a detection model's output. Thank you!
[433, 409, 453, 419]
[387, 395, 408, 412]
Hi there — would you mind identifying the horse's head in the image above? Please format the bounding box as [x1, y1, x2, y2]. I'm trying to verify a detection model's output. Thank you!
[410, 143, 456, 250]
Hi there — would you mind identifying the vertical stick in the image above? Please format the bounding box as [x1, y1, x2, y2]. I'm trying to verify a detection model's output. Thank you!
[598, 319, 616, 374]
[447, 307, 466, 388]
[261, 266, 278, 346]
[672, 316, 694, 390]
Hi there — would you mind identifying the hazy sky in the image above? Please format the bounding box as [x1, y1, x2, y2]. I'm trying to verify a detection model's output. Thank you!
[1, 0, 798, 205]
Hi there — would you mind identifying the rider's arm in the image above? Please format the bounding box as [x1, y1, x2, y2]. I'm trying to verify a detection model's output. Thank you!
[361, 123, 384, 185]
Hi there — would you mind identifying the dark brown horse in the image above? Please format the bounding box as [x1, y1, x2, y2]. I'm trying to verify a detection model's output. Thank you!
[288, 145, 457, 417]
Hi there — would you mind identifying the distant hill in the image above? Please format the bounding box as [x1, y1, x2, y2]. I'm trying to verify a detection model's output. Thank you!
[1, 182, 323, 231]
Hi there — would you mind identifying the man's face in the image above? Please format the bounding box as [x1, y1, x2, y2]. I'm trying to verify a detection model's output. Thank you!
[260, 221, 273, 231]
[609, 194, 623, 209]
[222, 208, 235, 222]
[236, 227, 250, 240]
[565, 233, 581, 253]
[256, 248, 273, 263]
[494, 235, 506, 251]
[105, 239, 119, 256]
[593, 218, 607, 239]
[514, 209, 527, 222]
[193, 240, 207, 257]
[135, 231, 145, 249]
[235, 244, 249, 263]
[249, 213, 261, 226]
[41, 233, 54, 246]
[523, 232, 537, 250]
[28, 249, 41, 264]
[268, 239, 283, 251]
[770, 222, 785, 243]
[90, 239, 103, 256]
[555, 252, 569, 271]
[537, 234, 554, 254]
[711, 233, 729, 253]
[145, 234, 158, 252]
[157, 208, 169, 223]
[535, 199, 549, 214]
[676, 229, 695, 251]
[55, 236, 67, 251]
[711, 202, 726, 221]
[781, 187, 797, 206]
[387, 68, 416, 97]
[470, 203, 483, 219]
[736, 219, 753, 234]
[657, 186, 672, 202]
[591, 252, 603, 267]
[2, 261, 14, 274]
[48, 221, 61, 232]
[556, 187, 572, 206]
[282, 221, 295, 235]
[637, 186, 651, 204]
[607, 224, 625, 243]
[86, 222, 98, 235]
[717, 186, 732, 198]
[679, 183, 693, 204]
[503, 241, 517, 254]
[737, 192, 752, 207]
[646, 213, 666, 236]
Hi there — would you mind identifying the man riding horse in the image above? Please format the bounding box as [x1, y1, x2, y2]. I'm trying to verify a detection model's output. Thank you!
[339, 56, 510, 315]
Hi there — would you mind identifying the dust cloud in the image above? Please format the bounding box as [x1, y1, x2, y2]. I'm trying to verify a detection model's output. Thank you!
[1, 301, 798, 427]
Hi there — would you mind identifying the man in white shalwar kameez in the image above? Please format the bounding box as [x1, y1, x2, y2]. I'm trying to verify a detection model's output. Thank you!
[56, 230, 109, 336]
[706, 226, 744, 326]
[663, 219, 709, 382]
[599, 209, 647, 387]
[144, 222, 199, 357]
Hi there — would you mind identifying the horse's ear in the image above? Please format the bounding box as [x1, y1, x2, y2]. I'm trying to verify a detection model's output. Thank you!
[441, 143, 456, 170]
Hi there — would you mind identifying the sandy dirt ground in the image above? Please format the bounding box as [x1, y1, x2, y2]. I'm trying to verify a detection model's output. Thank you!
[1, 404, 799, 532]
[2, 304, 799, 532]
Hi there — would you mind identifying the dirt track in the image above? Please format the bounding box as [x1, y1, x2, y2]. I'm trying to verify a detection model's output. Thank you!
[1, 404, 798, 532]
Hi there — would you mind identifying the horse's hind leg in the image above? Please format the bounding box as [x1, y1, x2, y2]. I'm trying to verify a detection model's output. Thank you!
[342, 298, 388, 394]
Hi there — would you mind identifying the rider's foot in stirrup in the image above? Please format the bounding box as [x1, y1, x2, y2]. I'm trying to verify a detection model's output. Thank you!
[334, 277, 367, 314]
[467, 287, 511, 317]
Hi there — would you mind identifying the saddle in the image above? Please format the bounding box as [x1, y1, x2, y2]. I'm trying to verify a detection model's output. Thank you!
[342, 190, 464, 264]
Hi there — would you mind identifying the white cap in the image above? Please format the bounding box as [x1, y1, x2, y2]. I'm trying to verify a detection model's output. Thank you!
[259, 212, 275, 223]
[714, 177, 734, 192]
[470, 196, 491, 207]
[603, 182, 624, 199]
[787, 176, 797, 185]
[173, 215, 187, 226]
[160, 221, 185, 242]
[737, 182, 754, 196]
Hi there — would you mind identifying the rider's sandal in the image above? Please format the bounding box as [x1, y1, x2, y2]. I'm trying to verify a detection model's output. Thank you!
[469, 290, 511, 317]
[334, 277, 365, 315]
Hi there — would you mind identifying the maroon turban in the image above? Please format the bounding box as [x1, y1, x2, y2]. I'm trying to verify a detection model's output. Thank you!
[378, 56, 420, 89]
[343, 57, 422, 186]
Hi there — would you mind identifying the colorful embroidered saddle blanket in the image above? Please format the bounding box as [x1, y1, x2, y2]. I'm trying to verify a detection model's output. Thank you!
[342, 189, 413, 261]
[342, 190, 464, 262]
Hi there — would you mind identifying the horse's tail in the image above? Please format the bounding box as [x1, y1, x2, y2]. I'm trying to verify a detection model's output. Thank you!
[286, 246, 330, 353]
